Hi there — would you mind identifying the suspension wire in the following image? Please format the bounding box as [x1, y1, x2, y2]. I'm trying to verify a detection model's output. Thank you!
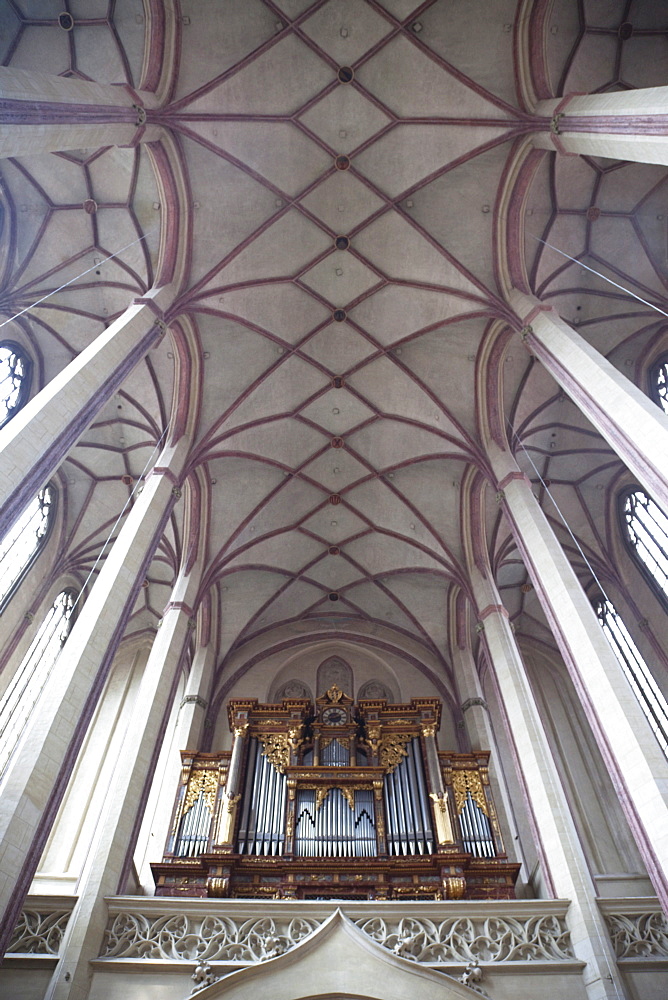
[506, 419, 627, 1000]
[531, 234, 668, 319]
[0, 229, 157, 330]
[70, 423, 170, 614]
[506, 418, 611, 603]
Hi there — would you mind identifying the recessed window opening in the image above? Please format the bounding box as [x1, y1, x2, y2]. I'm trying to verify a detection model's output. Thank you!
[0, 341, 32, 430]
[0, 486, 55, 612]
[650, 354, 668, 416]
[594, 597, 668, 755]
[621, 489, 668, 600]
[0, 588, 77, 777]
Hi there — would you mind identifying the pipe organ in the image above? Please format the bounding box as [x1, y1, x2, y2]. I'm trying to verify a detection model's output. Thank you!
[152, 687, 519, 900]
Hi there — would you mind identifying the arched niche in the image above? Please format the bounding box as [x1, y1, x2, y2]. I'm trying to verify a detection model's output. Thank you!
[272, 679, 313, 702]
[186, 910, 483, 1000]
[316, 655, 353, 697]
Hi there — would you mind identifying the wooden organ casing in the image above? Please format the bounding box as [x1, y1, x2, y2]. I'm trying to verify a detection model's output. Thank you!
[151, 687, 519, 900]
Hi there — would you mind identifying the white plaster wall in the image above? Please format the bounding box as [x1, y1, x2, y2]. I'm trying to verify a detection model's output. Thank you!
[524, 643, 646, 882]
[35, 641, 150, 891]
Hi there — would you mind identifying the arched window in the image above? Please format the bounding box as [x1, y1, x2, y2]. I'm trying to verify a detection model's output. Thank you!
[620, 488, 668, 603]
[594, 597, 668, 755]
[649, 354, 668, 415]
[0, 588, 77, 778]
[0, 341, 32, 429]
[0, 485, 56, 612]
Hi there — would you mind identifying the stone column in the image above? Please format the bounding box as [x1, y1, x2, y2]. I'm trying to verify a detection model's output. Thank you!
[44, 561, 202, 1000]
[511, 289, 668, 514]
[0, 439, 189, 951]
[451, 639, 525, 868]
[470, 573, 626, 1000]
[492, 450, 668, 911]
[133, 616, 218, 891]
[532, 86, 668, 164]
[0, 66, 161, 157]
[0, 288, 171, 540]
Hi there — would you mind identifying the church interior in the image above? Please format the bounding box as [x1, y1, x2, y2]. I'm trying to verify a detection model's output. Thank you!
[0, 1, 668, 998]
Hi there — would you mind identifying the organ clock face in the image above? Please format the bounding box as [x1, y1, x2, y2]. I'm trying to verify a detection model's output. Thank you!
[321, 706, 347, 726]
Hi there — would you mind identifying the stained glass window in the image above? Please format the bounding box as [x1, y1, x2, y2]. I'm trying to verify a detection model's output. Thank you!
[0, 589, 77, 777]
[0, 486, 55, 612]
[0, 341, 32, 429]
[595, 597, 668, 755]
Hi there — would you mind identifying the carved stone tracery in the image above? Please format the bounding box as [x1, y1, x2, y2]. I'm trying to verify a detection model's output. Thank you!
[99, 908, 575, 965]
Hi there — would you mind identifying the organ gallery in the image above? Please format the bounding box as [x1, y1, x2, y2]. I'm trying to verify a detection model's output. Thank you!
[152, 686, 517, 900]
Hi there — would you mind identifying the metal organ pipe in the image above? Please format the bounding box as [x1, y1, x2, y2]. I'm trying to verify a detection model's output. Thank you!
[383, 740, 434, 856]
[237, 738, 258, 853]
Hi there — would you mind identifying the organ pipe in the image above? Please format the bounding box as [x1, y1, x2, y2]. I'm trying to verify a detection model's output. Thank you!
[162, 696, 511, 903]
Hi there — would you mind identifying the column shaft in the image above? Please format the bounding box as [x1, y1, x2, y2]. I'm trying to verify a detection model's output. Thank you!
[472, 577, 625, 1000]
[493, 453, 668, 908]
[0, 289, 171, 540]
[511, 290, 668, 513]
[452, 640, 525, 869]
[0, 441, 188, 950]
[134, 637, 217, 889]
[532, 87, 668, 164]
[0, 67, 160, 156]
[45, 564, 201, 1000]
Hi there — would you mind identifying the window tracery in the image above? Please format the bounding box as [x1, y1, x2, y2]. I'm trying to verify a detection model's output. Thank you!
[0, 341, 32, 429]
[0, 485, 56, 612]
[620, 488, 668, 604]
[0, 588, 77, 777]
[649, 353, 668, 416]
[594, 597, 668, 755]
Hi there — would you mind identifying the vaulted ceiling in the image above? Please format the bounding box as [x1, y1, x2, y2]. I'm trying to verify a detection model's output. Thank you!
[1, 0, 666, 700]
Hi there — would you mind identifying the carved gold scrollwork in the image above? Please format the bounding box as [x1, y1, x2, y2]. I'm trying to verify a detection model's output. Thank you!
[320, 736, 349, 752]
[287, 724, 303, 752]
[226, 792, 241, 814]
[451, 769, 488, 816]
[421, 723, 436, 738]
[444, 876, 466, 900]
[183, 769, 219, 814]
[379, 733, 411, 773]
[326, 684, 344, 702]
[260, 733, 290, 773]
[339, 787, 355, 810]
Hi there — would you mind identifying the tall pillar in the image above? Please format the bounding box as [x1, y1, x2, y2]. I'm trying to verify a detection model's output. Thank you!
[0, 288, 172, 540]
[491, 450, 668, 909]
[451, 638, 526, 871]
[44, 561, 202, 1000]
[0, 67, 161, 157]
[510, 289, 668, 514]
[134, 634, 218, 888]
[532, 86, 668, 164]
[470, 573, 626, 1000]
[0, 439, 189, 950]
